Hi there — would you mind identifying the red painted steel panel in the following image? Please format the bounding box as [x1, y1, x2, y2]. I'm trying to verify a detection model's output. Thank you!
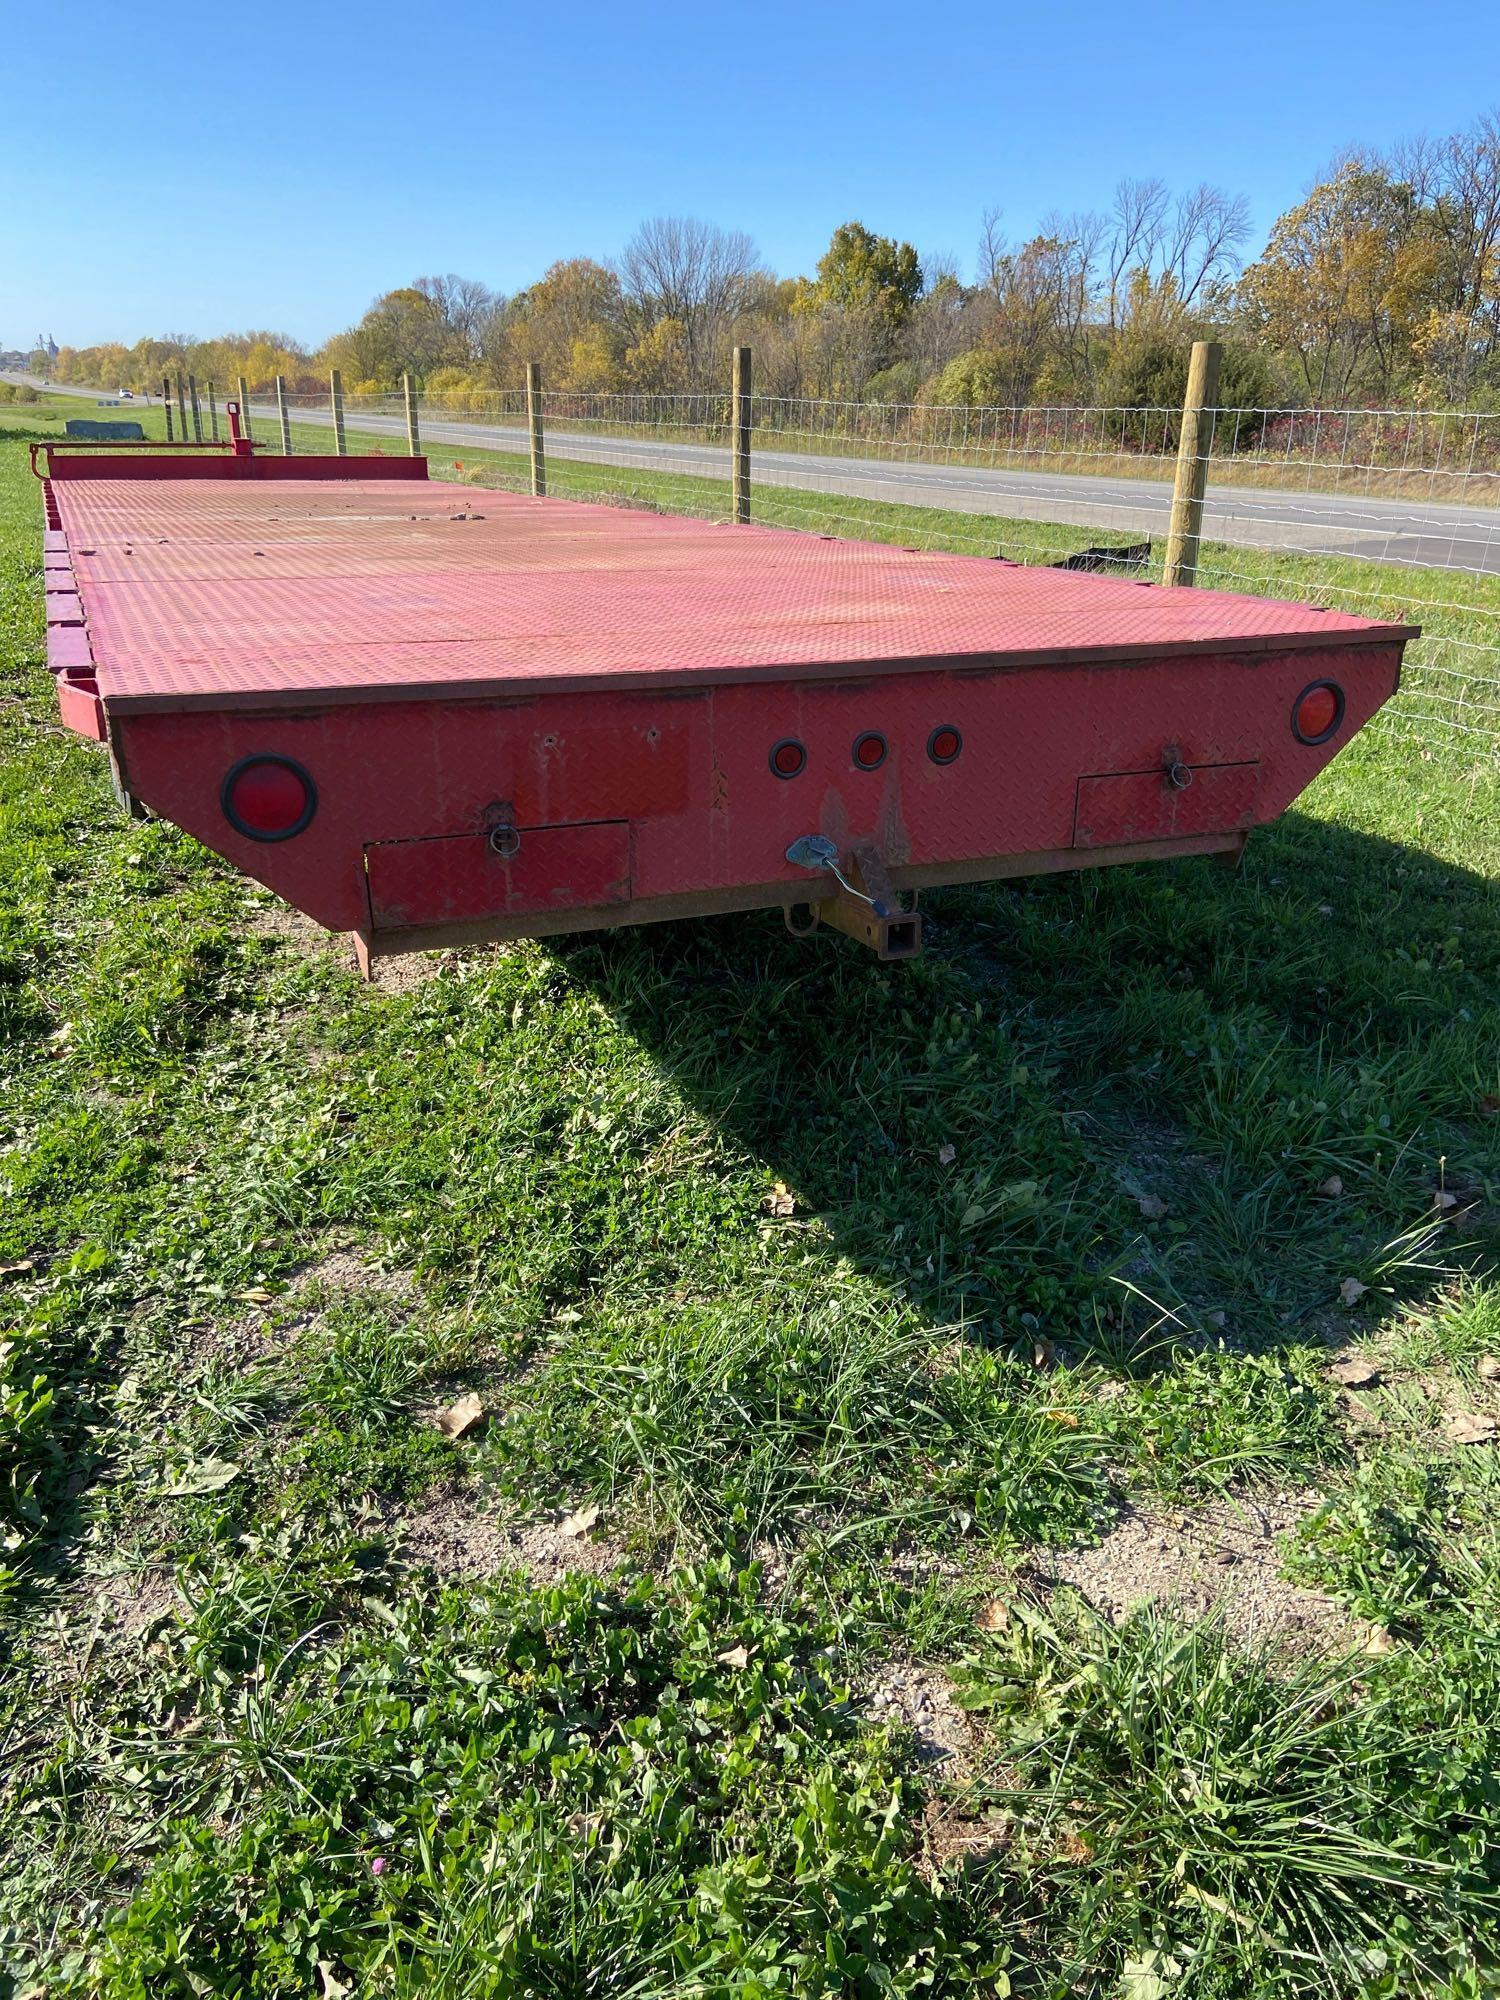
[53, 479, 1413, 715]
[110, 641, 1401, 935]
[1073, 763, 1260, 848]
[43, 453, 429, 484]
[55, 678, 106, 741]
[47, 627, 93, 673]
[365, 821, 630, 930]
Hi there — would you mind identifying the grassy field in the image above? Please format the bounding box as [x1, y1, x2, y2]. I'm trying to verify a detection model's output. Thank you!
[2, 392, 1500, 1995]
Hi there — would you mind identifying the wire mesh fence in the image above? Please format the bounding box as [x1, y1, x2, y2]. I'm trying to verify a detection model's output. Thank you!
[246, 378, 1500, 755]
[1194, 413, 1500, 749]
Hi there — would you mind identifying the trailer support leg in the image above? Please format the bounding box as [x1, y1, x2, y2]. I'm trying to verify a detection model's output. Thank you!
[108, 744, 149, 821]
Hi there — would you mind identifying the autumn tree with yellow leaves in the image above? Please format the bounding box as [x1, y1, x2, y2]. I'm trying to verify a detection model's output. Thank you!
[1238, 162, 1440, 402]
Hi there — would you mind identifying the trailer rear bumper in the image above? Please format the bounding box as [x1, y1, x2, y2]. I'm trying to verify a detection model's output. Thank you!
[350, 828, 1249, 963]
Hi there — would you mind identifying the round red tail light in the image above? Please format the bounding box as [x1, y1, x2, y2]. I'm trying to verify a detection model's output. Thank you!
[769, 738, 806, 779]
[222, 755, 317, 841]
[927, 724, 962, 765]
[1292, 680, 1344, 745]
[852, 730, 887, 770]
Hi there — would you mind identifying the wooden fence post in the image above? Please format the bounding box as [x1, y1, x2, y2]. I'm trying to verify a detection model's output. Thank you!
[330, 368, 348, 456]
[175, 374, 189, 443]
[188, 373, 203, 443]
[207, 380, 220, 442]
[1163, 340, 1222, 588]
[526, 362, 546, 497]
[403, 372, 421, 456]
[237, 374, 253, 442]
[275, 374, 293, 455]
[162, 374, 174, 442]
[731, 345, 751, 524]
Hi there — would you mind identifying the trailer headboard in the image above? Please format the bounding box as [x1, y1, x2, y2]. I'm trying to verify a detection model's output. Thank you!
[31, 440, 430, 482]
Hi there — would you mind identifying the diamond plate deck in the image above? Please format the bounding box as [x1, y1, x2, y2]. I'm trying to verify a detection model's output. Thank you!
[53, 478, 1415, 716]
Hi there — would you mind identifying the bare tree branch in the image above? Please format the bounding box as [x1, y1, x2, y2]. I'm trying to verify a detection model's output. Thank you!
[1166, 185, 1251, 305]
[619, 217, 761, 369]
[977, 207, 1007, 293]
[1107, 179, 1169, 327]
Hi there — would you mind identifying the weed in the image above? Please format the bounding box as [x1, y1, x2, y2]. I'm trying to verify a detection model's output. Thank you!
[957, 1600, 1500, 1995]
[485, 1285, 1113, 1553]
[38, 1564, 999, 1997]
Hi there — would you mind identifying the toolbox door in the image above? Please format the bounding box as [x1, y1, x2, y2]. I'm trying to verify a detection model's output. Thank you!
[365, 821, 630, 930]
[1072, 762, 1260, 849]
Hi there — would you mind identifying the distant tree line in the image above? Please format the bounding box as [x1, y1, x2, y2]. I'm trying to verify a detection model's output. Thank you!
[37, 113, 1500, 415]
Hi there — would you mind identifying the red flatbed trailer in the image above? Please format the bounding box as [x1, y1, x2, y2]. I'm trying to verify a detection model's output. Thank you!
[37, 430, 1415, 966]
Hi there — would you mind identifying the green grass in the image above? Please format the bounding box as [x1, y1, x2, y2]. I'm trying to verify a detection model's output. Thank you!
[2, 406, 1499, 1995]
[957, 1599, 1499, 1995]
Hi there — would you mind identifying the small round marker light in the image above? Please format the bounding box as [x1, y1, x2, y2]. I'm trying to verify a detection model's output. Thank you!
[222, 754, 317, 841]
[853, 731, 887, 770]
[769, 738, 806, 780]
[927, 724, 962, 765]
[1291, 680, 1344, 745]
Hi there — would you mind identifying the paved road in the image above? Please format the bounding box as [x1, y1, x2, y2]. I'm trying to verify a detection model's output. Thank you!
[13, 372, 1499, 574]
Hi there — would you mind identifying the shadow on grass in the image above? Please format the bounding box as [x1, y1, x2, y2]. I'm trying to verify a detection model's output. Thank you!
[554, 803, 1500, 1369]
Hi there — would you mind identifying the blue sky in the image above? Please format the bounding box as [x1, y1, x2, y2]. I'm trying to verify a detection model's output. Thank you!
[5, 0, 1497, 349]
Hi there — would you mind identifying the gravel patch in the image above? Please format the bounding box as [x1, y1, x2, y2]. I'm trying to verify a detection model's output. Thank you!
[177, 1246, 414, 1374]
[287, 1244, 414, 1298]
[245, 899, 350, 966]
[392, 1491, 628, 1586]
[246, 898, 459, 992]
[1031, 1493, 1353, 1654]
[864, 1659, 975, 1779]
[89, 1565, 177, 1646]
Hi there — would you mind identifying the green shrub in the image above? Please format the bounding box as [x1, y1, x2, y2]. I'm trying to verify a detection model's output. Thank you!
[1101, 336, 1278, 448]
[928, 347, 1015, 409]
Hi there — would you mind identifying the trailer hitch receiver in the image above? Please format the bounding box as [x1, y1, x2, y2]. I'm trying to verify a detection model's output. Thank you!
[785, 836, 923, 960]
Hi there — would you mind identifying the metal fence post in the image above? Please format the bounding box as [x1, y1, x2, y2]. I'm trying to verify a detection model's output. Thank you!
[732, 345, 752, 524]
[162, 374, 174, 442]
[237, 374, 253, 442]
[175, 374, 189, 443]
[1163, 340, 1222, 588]
[403, 372, 421, 456]
[188, 373, 203, 443]
[275, 374, 293, 456]
[207, 380, 220, 442]
[330, 367, 348, 456]
[526, 362, 546, 497]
